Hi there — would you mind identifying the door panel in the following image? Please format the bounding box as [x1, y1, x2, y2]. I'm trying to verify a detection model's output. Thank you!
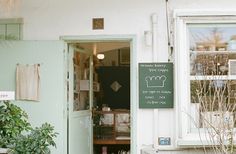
[0, 41, 65, 154]
[68, 45, 92, 154]
[0, 41, 93, 154]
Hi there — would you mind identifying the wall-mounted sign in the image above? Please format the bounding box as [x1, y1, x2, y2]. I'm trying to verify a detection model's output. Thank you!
[139, 63, 173, 108]
[0, 91, 15, 100]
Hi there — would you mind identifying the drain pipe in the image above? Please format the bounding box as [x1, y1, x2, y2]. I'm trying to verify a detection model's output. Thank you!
[152, 13, 158, 62]
[151, 13, 160, 151]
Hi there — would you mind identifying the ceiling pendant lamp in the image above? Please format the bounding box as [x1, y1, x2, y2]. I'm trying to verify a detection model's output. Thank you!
[97, 53, 105, 60]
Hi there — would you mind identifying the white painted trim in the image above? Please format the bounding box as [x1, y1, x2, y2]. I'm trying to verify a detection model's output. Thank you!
[60, 35, 135, 42]
[130, 36, 138, 154]
[175, 16, 188, 140]
[173, 9, 236, 18]
[63, 43, 68, 154]
[153, 109, 159, 149]
[61, 34, 137, 154]
[177, 139, 211, 147]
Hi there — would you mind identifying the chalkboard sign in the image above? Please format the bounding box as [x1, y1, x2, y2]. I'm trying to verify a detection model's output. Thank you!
[139, 63, 173, 108]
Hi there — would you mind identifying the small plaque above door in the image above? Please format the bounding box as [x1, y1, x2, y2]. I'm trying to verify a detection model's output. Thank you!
[92, 18, 104, 30]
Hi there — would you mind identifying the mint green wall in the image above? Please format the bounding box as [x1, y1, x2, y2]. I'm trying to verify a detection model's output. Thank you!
[0, 41, 65, 154]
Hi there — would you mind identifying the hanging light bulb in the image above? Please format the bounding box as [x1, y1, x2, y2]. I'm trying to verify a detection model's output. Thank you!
[97, 53, 105, 60]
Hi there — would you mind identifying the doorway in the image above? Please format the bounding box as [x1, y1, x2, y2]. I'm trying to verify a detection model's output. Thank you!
[63, 35, 137, 154]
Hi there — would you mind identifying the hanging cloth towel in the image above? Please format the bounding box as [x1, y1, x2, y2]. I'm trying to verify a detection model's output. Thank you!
[16, 64, 40, 101]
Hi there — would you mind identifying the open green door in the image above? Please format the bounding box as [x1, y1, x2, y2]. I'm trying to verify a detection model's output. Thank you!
[0, 41, 93, 154]
[0, 41, 66, 154]
[67, 44, 93, 154]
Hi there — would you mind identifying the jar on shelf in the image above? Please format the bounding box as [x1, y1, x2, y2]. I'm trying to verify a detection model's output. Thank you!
[227, 35, 236, 51]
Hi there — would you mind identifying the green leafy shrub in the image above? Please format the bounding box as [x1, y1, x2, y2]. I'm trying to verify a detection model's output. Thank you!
[9, 123, 58, 154]
[0, 101, 31, 148]
[0, 101, 58, 153]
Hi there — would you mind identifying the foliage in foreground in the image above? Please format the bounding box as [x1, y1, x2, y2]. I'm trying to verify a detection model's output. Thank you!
[0, 101, 58, 154]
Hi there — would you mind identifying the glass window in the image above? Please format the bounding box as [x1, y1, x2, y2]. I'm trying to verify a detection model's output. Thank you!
[73, 52, 91, 111]
[0, 24, 6, 40]
[188, 24, 236, 131]
[0, 18, 23, 40]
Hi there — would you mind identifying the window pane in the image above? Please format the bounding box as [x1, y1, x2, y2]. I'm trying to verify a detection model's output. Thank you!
[0, 18, 23, 40]
[0, 24, 6, 40]
[6, 24, 20, 40]
[73, 52, 91, 111]
[188, 24, 236, 130]
[189, 24, 236, 51]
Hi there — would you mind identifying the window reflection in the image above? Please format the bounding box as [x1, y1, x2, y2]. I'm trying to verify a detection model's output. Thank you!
[188, 24, 236, 129]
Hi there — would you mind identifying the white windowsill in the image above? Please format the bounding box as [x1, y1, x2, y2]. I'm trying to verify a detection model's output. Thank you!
[177, 139, 211, 147]
[177, 136, 236, 147]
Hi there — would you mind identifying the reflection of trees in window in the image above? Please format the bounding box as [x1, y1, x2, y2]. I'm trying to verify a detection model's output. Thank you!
[191, 79, 236, 128]
[191, 54, 229, 76]
[0, 34, 18, 40]
[188, 23, 236, 154]
[0, 34, 4, 40]
[190, 27, 227, 51]
[6, 34, 18, 40]
[0, 22, 22, 40]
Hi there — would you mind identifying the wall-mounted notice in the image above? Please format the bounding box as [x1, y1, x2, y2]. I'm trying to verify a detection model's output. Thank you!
[139, 63, 173, 108]
[0, 91, 15, 101]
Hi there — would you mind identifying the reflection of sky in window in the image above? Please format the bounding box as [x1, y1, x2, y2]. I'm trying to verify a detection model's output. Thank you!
[188, 24, 236, 49]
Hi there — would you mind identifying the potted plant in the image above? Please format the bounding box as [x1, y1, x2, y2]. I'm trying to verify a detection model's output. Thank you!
[93, 110, 102, 139]
[0, 101, 58, 154]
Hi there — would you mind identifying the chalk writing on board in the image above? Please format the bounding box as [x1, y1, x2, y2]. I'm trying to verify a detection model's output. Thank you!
[139, 63, 173, 108]
[145, 75, 167, 88]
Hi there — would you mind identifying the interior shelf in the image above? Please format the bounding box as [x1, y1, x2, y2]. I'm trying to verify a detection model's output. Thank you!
[93, 110, 130, 145]
[93, 139, 130, 145]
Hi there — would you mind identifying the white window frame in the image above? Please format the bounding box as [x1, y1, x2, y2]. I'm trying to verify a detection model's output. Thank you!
[174, 10, 236, 146]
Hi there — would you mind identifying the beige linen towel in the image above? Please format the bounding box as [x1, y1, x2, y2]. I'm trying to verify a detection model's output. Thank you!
[16, 64, 40, 101]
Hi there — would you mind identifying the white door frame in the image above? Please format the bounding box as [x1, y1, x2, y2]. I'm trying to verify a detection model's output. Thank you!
[61, 34, 138, 154]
